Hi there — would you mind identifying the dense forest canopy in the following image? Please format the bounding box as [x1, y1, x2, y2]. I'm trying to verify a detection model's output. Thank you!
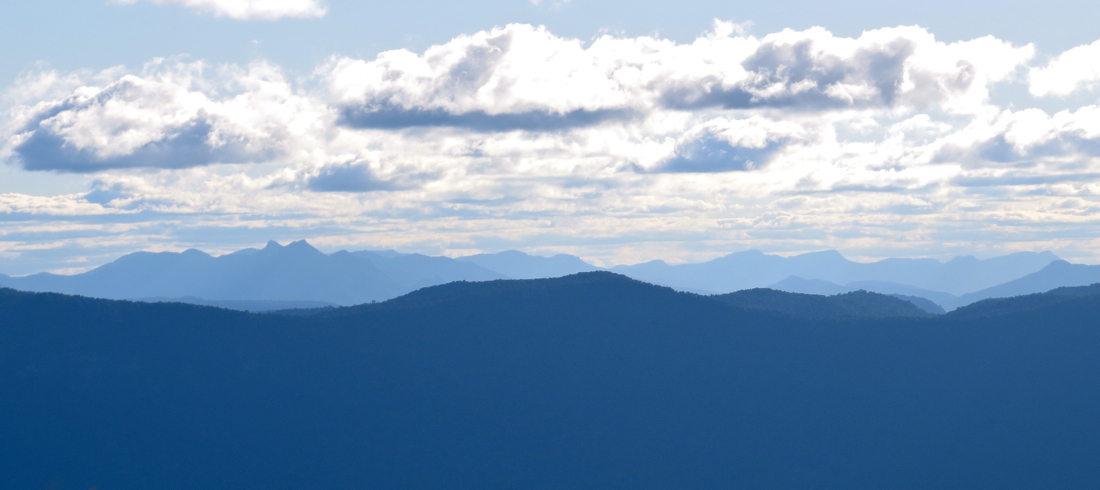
[2, 272, 1100, 489]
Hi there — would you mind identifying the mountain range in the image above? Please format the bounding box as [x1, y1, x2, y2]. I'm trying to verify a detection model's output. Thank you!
[0, 241, 500, 305]
[1, 240, 1096, 310]
[610, 249, 1060, 295]
[771, 259, 1100, 310]
[3, 272, 1100, 488]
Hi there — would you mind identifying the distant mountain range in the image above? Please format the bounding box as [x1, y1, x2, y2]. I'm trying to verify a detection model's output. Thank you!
[137, 297, 337, 312]
[0, 241, 508, 305]
[711, 288, 937, 319]
[1, 240, 1095, 310]
[770, 260, 1100, 310]
[456, 250, 600, 279]
[611, 249, 1060, 295]
[4, 273, 1100, 488]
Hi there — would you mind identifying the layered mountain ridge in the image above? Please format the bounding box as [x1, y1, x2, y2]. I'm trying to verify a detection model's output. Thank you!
[1, 240, 1094, 310]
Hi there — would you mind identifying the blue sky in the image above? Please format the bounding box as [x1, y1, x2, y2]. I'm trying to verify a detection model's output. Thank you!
[3, 0, 1100, 274]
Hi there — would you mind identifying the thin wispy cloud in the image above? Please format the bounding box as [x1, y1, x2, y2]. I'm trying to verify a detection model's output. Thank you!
[111, 0, 327, 20]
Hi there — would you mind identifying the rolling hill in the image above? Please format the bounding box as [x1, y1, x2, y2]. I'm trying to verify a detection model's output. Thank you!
[2, 272, 1100, 488]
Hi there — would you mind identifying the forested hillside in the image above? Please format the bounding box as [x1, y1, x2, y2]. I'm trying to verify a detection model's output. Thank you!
[2, 272, 1100, 489]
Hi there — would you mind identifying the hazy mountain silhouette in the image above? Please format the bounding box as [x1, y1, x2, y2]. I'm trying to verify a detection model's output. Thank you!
[3, 273, 1100, 488]
[351, 250, 506, 290]
[137, 296, 336, 312]
[956, 260, 1100, 305]
[0, 240, 504, 305]
[947, 282, 1100, 320]
[771, 276, 963, 310]
[0, 244, 1069, 307]
[456, 250, 599, 279]
[768, 276, 854, 295]
[612, 250, 1059, 295]
[888, 294, 946, 314]
[712, 288, 934, 319]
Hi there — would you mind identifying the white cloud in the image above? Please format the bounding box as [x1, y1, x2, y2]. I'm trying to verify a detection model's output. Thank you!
[4, 59, 329, 172]
[1030, 39, 1100, 97]
[111, 0, 326, 20]
[326, 23, 1033, 130]
[5, 24, 1100, 273]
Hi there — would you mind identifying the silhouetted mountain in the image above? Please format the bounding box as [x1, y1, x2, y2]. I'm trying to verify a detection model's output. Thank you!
[351, 250, 505, 290]
[456, 250, 599, 279]
[770, 276, 964, 310]
[365, 249, 407, 258]
[137, 296, 336, 312]
[612, 249, 1059, 295]
[846, 281, 963, 310]
[947, 282, 1100, 320]
[711, 288, 934, 319]
[888, 294, 946, 314]
[0, 240, 504, 305]
[1, 245, 1064, 307]
[957, 260, 1100, 305]
[769, 276, 853, 295]
[4, 273, 1100, 488]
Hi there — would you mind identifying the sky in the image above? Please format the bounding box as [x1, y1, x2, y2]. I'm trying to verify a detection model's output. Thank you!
[3, 0, 1100, 275]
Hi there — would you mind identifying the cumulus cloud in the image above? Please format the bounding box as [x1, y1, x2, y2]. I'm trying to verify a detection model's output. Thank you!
[1030, 39, 1100, 97]
[8, 24, 1100, 272]
[648, 117, 804, 173]
[3, 59, 326, 172]
[325, 22, 1033, 132]
[935, 106, 1100, 167]
[112, 0, 327, 20]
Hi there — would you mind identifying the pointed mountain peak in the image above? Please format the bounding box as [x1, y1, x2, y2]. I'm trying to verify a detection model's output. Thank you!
[264, 240, 284, 250]
[286, 240, 316, 250]
[281, 240, 325, 257]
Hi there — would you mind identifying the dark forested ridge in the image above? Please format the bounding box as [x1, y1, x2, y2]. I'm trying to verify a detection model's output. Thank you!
[711, 287, 935, 319]
[3, 272, 1100, 489]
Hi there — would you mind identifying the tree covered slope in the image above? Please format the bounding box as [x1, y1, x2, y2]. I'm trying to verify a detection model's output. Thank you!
[2, 272, 1099, 489]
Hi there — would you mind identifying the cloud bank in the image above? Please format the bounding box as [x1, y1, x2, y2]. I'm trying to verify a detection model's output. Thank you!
[3, 22, 1100, 273]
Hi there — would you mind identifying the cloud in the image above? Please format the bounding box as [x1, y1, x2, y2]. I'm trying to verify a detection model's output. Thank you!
[302, 160, 437, 193]
[1030, 39, 1100, 97]
[307, 162, 395, 192]
[4, 59, 325, 172]
[325, 23, 1033, 131]
[338, 106, 635, 132]
[111, 0, 327, 20]
[647, 117, 803, 173]
[656, 136, 782, 173]
[9, 24, 1100, 273]
[935, 106, 1100, 167]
